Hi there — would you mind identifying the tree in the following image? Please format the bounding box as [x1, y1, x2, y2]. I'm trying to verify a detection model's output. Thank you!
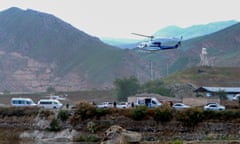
[46, 86, 56, 94]
[142, 80, 172, 96]
[216, 90, 227, 100]
[114, 76, 140, 101]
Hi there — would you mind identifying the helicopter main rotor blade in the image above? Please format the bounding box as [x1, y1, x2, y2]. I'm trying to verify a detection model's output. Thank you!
[131, 33, 154, 39]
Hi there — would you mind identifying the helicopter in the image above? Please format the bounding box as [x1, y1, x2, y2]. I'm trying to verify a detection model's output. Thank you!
[132, 33, 182, 52]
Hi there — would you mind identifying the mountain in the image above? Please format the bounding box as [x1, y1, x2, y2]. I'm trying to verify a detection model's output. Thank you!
[154, 20, 238, 40]
[1, 7, 240, 92]
[100, 38, 139, 49]
[102, 20, 238, 48]
[143, 22, 240, 77]
[0, 7, 154, 92]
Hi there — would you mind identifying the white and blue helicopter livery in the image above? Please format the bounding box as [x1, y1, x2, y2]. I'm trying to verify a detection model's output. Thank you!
[132, 33, 182, 52]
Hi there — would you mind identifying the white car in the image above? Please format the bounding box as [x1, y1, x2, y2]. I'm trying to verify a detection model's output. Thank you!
[116, 102, 130, 109]
[47, 95, 66, 101]
[96, 102, 114, 108]
[203, 103, 225, 111]
[172, 103, 190, 110]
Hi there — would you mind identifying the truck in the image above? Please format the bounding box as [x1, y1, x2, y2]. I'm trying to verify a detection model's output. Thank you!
[128, 96, 162, 108]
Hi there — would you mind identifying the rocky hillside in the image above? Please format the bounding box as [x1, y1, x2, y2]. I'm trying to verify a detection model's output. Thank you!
[0, 7, 153, 92]
[0, 7, 240, 92]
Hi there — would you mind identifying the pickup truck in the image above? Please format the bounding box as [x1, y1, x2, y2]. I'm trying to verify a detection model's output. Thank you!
[96, 102, 114, 108]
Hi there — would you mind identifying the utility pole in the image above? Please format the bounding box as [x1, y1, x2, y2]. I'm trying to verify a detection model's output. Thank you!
[150, 60, 153, 80]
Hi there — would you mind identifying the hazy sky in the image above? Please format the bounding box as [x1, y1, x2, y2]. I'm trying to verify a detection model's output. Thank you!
[0, 0, 239, 39]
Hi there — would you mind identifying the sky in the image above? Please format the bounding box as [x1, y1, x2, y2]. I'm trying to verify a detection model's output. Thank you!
[0, 0, 240, 39]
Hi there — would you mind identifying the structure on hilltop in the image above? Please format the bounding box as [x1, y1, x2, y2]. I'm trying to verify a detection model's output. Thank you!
[200, 48, 209, 66]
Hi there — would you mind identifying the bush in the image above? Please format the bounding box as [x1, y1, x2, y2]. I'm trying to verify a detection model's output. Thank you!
[39, 109, 54, 119]
[176, 108, 204, 127]
[95, 108, 107, 118]
[57, 110, 70, 121]
[71, 102, 96, 125]
[73, 134, 101, 142]
[130, 105, 147, 120]
[49, 118, 61, 131]
[87, 121, 97, 133]
[153, 105, 173, 123]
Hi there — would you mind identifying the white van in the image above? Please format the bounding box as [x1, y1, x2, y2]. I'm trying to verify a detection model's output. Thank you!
[38, 99, 63, 109]
[128, 96, 162, 108]
[11, 98, 37, 107]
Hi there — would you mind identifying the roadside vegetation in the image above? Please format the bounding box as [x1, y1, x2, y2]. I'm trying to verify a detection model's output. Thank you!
[0, 102, 240, 143]
[114, 76, 173, 101]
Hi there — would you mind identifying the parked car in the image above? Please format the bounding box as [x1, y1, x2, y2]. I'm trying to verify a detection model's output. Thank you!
[116, 102, 130, 109]
[172, 103, 190, 110]
[96, 102, 114, 108]
[11, 98, 37, 107]
[38, 99, 63, 109]
[203, 103, 225, 111]
[45, 95, 66, 101]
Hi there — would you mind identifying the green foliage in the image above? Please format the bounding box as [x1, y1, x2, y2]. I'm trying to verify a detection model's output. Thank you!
[49, 118, 60, 131]
[57, 110, 70, 121]
[130, 105, 147, 120]
[176, 108, 204, 128]
[142, 80, 173, 96]
[215, 90, 227, 100]
[46, 86, 56, 94]
[95, 108, 107, 118]
[71, 102, 96, 124]
[203, 110, 240, 121]
[87, 121, 97, 133]
[114, 76, 140, 101]
[73, 134, 100, 142]
[153, 105, 173, 123]
[169, 139, 183, 144]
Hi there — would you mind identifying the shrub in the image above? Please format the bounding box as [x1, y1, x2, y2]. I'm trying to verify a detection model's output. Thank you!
[39, 109, 54, 119]
[49, 118, 60, 131]
[57, 110, 70, 121]
[87, 121, 97, 133]
[71, 102, 96, 125]
[176, 108, 204, 128]
[153, 105, 173, 123]
[130, 105, 147, 120]
[73, 134, 101, 142]
[95, 108, 107, 118]
[170, 139, 183, 144]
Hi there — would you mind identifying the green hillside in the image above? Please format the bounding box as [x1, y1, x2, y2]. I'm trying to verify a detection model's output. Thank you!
[139, 23, 240, 77]
[163, 66, 240, 87]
